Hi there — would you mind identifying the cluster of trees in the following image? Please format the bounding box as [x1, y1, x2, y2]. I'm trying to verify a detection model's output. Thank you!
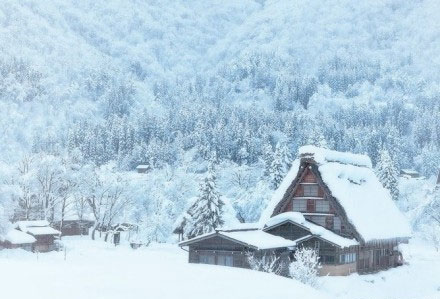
[0, 153, 133, 240]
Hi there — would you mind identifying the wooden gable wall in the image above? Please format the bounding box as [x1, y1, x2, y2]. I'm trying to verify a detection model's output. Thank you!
[271, 159, 363, 243]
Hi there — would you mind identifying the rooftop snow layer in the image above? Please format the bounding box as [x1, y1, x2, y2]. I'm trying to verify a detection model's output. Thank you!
[0, 229, 36, 244]
[179, 230, 296, 250]
[259, 159, 300, 225]
[318, 162, 411, 241]
[264, 212, 358, 248]
[15, 220, 61, 236]
[299, 145, 372, 168]
[25, 226, 61, 236]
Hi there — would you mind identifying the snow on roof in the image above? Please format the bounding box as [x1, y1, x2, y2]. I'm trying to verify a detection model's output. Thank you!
[264, 212, 358, 248]
[299, 145, 372, 168]
[15, 220, 61, 236]
[318, 162, 411, 241]
[25, 226, 61, 236]
[136, 165, 150, 169]
[179, 230, 297, 250]
[259, 159, 301, 225]
[220, 222, 260, 231]
[401, 169, 419, 175]
[0, 229, 36, 244]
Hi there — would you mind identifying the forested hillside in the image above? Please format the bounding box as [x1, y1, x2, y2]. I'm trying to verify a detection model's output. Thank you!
[0, 0, 439, 242]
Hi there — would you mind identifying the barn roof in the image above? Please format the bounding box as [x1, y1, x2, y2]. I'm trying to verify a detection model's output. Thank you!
[264, 212, 358, 248]
[261, 146, 411, 243]
[179, 229, 297, 250]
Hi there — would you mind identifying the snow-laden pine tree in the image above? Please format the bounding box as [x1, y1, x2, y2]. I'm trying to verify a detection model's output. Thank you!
[262, 142, 273, 178]
[269, 143, 290, 189]
[185, 169, 225, 239]
[376, 149, 400, 201]
[269, 143, 285, 189]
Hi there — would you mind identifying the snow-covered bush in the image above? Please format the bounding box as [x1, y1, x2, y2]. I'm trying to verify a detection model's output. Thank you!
[289, 248, 321, 287]
[246, 251, 282, 275]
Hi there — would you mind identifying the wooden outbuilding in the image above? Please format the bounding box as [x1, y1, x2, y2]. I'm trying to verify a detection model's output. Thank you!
[53, 219, 95, 236]
[15, 220, 61, 252]
[179, 228, 295, 275]
[135, 164, 150, 174]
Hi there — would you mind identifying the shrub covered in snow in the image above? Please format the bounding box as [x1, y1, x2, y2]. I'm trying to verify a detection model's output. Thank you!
[246, 250, 282, 275]
[289, 248, 321, 287]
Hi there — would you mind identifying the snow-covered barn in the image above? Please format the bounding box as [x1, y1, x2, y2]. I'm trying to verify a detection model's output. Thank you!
[180, 146, 411, 276]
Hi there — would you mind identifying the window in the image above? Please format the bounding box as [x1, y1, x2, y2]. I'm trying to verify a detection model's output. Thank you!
[303, 184, 319, 197]
[320, 255, 335, 264]
[314, 240, 320, 252]
[307, 199, 316, 212]
[325, 216, 334, 229]
[315, 200, 330, 212]
[292, 199, 307, 212]
[217, 255, 233, 267]
[199, 254, 215, 265]
[333, 217, 341, 231]
[339, 253, 356, 264]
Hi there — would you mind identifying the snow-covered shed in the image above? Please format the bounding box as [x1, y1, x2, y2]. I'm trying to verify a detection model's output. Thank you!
[135, 164, 150, 174]
[400, 169, 421, 179]
[0, 229, 36, 251]
[15, 220, 61, 252]
[53, 212, 95, 237]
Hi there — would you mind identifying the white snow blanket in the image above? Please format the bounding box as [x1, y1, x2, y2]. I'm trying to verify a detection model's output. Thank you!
[0, 229, 36, 244]
[264, 212, 358, 248]
[15, 221, 61, 236]
[261, 146, 411, 242]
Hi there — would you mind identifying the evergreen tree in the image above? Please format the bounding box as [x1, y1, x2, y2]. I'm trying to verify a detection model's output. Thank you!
[376, 149, 400, 201]
[185, 169, 225, 238]
[269, 143, 286, 189]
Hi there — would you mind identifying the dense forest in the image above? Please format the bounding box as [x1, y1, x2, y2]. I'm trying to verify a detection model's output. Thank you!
[0, 0, 439, 242]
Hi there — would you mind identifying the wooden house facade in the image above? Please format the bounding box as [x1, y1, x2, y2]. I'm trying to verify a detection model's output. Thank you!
[180, 146, 411, 276]
[53, 219, 95, 236]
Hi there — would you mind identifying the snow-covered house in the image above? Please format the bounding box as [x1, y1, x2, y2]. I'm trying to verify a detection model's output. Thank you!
[180, 146, 411, 276]
[15, 220, 61, 252]
[0, 229, 36, 251]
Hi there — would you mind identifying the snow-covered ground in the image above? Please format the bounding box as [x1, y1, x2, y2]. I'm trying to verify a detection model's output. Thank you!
[0, 237, 325, 299]
[1, 237, 439, 299]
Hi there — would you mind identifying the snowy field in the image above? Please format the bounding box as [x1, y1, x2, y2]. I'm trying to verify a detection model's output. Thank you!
[1, 237, 439, 299]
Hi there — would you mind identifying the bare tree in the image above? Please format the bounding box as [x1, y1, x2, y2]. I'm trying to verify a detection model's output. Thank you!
[246, 251, 282, 275]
